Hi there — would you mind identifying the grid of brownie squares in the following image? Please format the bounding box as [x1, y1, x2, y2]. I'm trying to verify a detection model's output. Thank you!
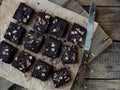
[48, 16, 69, 38]
[13, 3, 34, 24]
[61, 45, 77, 64]
[32, 60, 53, 81]
[0, 2, 89, 88]
[67, 23, 86, 46]
[42, 37, 61, 59]
[4, 22, 26, 44]
[52, 68, 71, 88]
[12, 51, 35, 73]
[33, 12, 52, 33]
[0, 41, 18, 64]
[24, 30, 44, 53]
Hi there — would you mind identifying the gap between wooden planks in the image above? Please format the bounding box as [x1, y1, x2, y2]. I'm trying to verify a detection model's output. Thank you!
[76, 0, 120, 6]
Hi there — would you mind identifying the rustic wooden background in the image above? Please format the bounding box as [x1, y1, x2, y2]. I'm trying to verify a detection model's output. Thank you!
[0, 0, 120, 90]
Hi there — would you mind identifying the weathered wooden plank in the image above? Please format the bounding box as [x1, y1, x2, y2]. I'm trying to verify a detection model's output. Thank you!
[8, 84, 27, 90]
[84, 80, 120, 90]
[76, 0, 120, 6]
[84, 6, 120, 41]
[0, 77, 13, 90]
[65, 0, 84, 14]
[88, 42, 120, 79]
[12, 79, 120, 90]
[72, 79, 120, 90]
[48, 0, 71, 6]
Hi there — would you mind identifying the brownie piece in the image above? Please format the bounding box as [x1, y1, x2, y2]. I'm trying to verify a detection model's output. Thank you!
[24, 30, 43, 53]
[42, 37, 61, 59]
[48, 16, 69, 38]
[33, 12, 52, 33]
[67, 23, 86, 46]
[61, 45, 77, 64]
[4, 22, 26, 44]
[52, 68, 71, 88]
[32, 60, 53, 81]
[0, 41, 17, 63]
[12, 51, 35, 73]
[13, 3, 34, 24]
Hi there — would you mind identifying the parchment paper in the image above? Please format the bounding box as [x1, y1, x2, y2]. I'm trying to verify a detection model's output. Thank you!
[0, 0, 98, 90]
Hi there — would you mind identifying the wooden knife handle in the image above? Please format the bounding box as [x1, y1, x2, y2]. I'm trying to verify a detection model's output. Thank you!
[78, 51, 90, 85]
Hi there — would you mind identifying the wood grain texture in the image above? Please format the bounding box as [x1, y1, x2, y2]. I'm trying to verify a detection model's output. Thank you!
[48, 0, 71, 6]
[84, 6, 120, 41]
[76, 0, 120, 6]
[85, 80, 120, 90]
[49, 0, 84, 13]
[65, 0, 84, 14]
[71, 80, 120, 90]
[88, 42, 120, 79]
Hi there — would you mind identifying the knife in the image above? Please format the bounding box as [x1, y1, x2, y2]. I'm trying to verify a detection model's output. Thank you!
[78, 2, 96, 85]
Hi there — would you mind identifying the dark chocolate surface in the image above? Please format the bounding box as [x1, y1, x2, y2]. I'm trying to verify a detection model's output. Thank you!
[13, 3, 34, 24]
[33, 12, 52, 33]
[4, 22, 26, 44]
[24, 30, 43, 53]
[48, 16, 69, 38]
[42, 37, 61, 59]
[12, 51, 35, 73]
[52, 68, 71, 88]
[32, 60, 53, 81]
[0, 41, 17, 63]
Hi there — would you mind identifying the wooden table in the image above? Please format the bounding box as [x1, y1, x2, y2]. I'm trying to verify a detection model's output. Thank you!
[0, 0, 120, 90]
[74, 0, 120, 90]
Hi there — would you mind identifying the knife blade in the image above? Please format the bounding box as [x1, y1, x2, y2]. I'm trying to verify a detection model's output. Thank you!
[78, 2, 96, 85]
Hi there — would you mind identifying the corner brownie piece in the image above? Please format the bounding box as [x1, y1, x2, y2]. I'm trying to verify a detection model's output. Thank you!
[67, 23, 86, 46]
[0, 41, 17, 63]
[61, 45, 77, 64]
[42, 37, 61, 59]
[32, 60, 53, 81]
[33, 12, 52, 33]
[13, 3, 34, 24]
[12, 51, 35, 73]
[52, 68, 71, 88]
[24, 30, 43, 53]
[4, 22, 26, 44]
[48, 16, 69, 38]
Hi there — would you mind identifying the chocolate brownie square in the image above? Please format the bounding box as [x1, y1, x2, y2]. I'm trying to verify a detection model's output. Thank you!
[4, 22, 26, 44]
[0, 41, 17, 64]
[12, 51, 35, 73]
[32, 60, 53, 81]
[33, 12, 52, 33]
[48, 16, 69, 38]
[24, 30, 43, 53]
[67, 23, 86, 46]
[42, 37, 61, 59]
[52, 68, 71, 88]
[13, 3, 34, 24]
[61, 45, 77, 64]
